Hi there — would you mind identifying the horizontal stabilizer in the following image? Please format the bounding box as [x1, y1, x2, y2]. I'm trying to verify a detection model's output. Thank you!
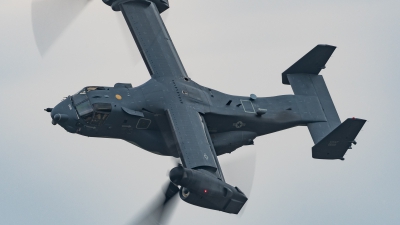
[312, 118, 366, 160]
[282, 45, 336, 84]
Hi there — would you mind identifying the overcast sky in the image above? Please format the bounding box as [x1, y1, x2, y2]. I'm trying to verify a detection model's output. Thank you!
[1, 0, 399, 224]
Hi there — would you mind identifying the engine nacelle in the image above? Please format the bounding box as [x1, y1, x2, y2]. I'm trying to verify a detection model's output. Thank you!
[169, 167, 247, 214]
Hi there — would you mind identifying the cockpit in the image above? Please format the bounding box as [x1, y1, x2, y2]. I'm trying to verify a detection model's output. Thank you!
[72, 87, 112, 125]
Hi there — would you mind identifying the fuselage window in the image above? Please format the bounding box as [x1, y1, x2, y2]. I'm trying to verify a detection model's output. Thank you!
[136, 118, 151, 129]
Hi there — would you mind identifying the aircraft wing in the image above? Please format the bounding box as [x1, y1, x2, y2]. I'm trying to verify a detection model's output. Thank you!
[117, 0, 189, 79]
[164, 105, 224, 180]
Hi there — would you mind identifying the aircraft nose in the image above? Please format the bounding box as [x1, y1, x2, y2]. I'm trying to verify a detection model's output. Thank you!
[50, 104, 63, 125]
[50, 108, 58, 125]
[53, 113, 69, 123]
[48, 98, 77, 133]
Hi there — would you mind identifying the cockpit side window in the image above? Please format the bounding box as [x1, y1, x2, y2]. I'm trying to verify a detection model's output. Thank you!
[90, 103, 112, 125]
[91, 112, 109, 125]
[93, 103, 112, 113]
[82, 113, 93, 123]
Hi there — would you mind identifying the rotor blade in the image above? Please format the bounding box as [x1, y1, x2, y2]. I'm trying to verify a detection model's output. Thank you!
[220, 148, 257, 216]
[220, 148, 257, 197]
[31, 0, 91, 56]
[114, 9, 169, 67]
[129, 181, 179, 225]
[115, 13, 142, 66]
[115, 5, 169, 65]
[160, 9, 169, 21]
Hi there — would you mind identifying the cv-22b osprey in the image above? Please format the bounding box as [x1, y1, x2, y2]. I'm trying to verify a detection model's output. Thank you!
[44, 0, 366, 219]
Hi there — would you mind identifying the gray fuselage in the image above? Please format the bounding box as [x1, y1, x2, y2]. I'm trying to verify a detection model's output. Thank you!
[51, 77, 323, 157]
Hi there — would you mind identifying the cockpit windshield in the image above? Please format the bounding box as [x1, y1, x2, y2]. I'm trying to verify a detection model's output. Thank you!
[75, 100, 93, 117]
[72, 89, 88, 105]
[72, 87, 112, 125]
[72, 88, 93, 117]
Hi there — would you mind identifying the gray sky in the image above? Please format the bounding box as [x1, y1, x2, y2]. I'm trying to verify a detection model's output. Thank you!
[1, 0, 399, 224]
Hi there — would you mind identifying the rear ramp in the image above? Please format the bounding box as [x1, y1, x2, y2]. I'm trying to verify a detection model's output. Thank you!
[283, 45, 366, 160]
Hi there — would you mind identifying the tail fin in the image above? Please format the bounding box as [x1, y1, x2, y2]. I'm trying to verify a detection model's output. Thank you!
[282, 44, 336, 85]
[283, 45, 366, 160]
[312, 118, 366, 160]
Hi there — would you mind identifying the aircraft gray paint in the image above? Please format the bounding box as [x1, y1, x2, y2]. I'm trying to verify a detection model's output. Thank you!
[45, 0, 366, 220]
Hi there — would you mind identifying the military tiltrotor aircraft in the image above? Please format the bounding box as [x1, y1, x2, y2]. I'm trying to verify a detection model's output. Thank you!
[40, 0, 366, 222]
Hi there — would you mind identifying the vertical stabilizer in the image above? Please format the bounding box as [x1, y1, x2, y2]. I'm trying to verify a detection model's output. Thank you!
[288, 74, 340, 144]
[283, 45, 366, 159]
[282, 44, 336, 84]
